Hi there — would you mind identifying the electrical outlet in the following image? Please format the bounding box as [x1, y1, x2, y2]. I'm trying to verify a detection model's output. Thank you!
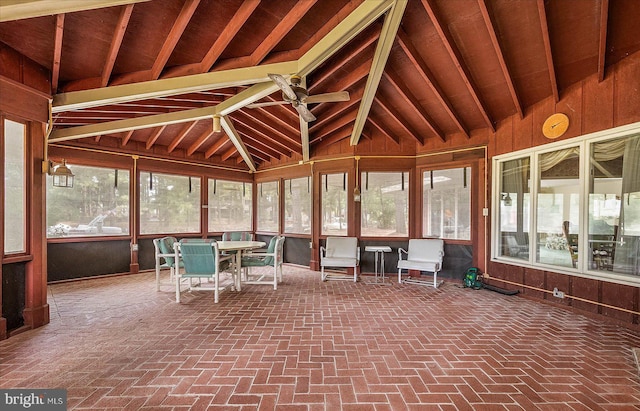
[553, 287, 565, 298]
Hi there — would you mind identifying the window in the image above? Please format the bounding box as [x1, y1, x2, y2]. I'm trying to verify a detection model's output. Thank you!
[4, 120, 26, 253]
[361, 172, 408, 237]
[536, 147, 580, 268]
[497, 158, 530, 260]
[423, 167, 471, 240]
[321, 173, 347, 236]
[257, 181, 279, 232]
[588, 134, 640, 275]
[47, 165, 130, 238]
[284, 177, 311, 234]
[493, 125, 640, 283]
[140, 172, 200, 234]
[208, 179, 252, 232]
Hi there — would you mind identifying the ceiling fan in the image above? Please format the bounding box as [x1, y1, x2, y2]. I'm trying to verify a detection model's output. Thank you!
[247, 73, 350, 122]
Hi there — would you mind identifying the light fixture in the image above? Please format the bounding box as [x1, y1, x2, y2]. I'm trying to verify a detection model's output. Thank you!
[50, 159, 74, 188]
[502, 193, 512, 206]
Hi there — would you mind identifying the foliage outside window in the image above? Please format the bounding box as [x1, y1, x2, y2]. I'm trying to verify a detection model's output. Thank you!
[422, 168, 471, 240]
[321, 173, 348, 236]
[140, 172, 200, 234]
[361, 172, 408, 237]
[493, 128, 640, 282]
[4, 120, 26, 253]
[47, 165, 130, 238]
[208, 179, 252, 232]
[257, 181, 279, 232]
[284, 177, 311, 234]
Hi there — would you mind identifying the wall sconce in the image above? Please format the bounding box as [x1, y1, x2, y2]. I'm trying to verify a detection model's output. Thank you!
[501, 193, 512, 206]
[47, 159, 75, 188]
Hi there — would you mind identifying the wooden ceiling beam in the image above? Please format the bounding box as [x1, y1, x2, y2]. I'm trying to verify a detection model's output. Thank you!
[167, 120, 198, 152]
[0, 0, 149, 22]
[220, 115, 256, 171]
[234, 112, 300, 153]
[145, 125, 166, 149]
[297, 0, 393, 76]
[240, 133, 289, 160]
[120, 129, 134, 147]
[310, 108, 357, 142]
[51, 14, 64, 93]
[478, 0, 523, 119]
[382, 69, 445, 142]
[310, 87, 364, 131]
[421, 0, 494, 131]
[101, 4, 134, 87]
[204, 135, 229, 159]
[244, 106, 300, 138]
[397, 29, 468, 138]
[221, 145, 237, 162]
[374, 96, 424, 145]
[249, 0, 318, 67]
[151, 0, 200, 80]
[187, 129, 215, 156]
[536, 0, 559, 102]
[598, 0, 610, 82]
[53, 60, 297, 112]
[350, 0, 407, 146]
[313, 123, 354, 147]
[366, 116, 399, 145]
[309, 26, 379, 92]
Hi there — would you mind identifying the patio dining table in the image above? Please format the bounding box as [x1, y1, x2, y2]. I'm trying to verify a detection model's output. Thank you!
[217, 240, 266, 291]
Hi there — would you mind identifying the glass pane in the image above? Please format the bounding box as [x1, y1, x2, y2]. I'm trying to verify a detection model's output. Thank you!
[284, 177, 311, 234]
[139, 172, 200, 234]
[362, 172, 408, 237]
[536, 147, 580, 268]
[498, 158, 530, 260]
[422, 168, 470, 240]
[4, 120, 26, 253]
[321, 173, 348, 236]
[47, 165, 130, 238]
[208, 179, 252, 232]
[257, 181, 279, 232]
[589, 133, 640, 275]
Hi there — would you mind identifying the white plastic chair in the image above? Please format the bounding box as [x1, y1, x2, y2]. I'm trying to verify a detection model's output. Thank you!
[320, 237, 360, 282]
[241, 235, 285, 290]
[397, 239, 444, 288]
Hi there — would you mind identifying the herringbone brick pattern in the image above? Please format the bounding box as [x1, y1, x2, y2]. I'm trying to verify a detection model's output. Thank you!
[1, 267, 639, 410]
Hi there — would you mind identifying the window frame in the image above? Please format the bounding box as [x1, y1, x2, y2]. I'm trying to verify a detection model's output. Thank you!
[359, 171, 409, 238]
[256, 180, 280, 233]
[492, 121, 640, 286]
[2, 117, 29, 256]
[207, 178, 253, 234]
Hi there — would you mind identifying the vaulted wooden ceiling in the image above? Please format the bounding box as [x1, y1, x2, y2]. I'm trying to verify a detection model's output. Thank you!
[1, 0, 639, 171]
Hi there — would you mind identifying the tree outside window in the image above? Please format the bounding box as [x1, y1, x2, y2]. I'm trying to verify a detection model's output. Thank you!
[361, 172, 408, 237]
[284, 177, 311, 234]
[321, 173, 347, 236]
[47, 165, 130, 238]
[140, 172, 200, 234]
[4, 120, 26, 253]
[208, 179, 252, 232]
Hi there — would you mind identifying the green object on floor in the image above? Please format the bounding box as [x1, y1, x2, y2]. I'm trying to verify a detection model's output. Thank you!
[463, 267, 482, 289]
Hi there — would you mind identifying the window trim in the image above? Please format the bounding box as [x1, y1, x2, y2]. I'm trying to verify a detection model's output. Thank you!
[491, 121, 640, 287]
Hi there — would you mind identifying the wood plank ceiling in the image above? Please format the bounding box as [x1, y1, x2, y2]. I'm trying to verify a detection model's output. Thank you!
[1, 0, 639, 171]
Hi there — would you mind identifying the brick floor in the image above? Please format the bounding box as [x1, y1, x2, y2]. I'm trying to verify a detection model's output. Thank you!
[1, 266, 639, 410]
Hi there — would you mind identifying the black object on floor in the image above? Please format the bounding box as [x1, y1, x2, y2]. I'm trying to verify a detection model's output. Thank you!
[483, 283, 519, 295]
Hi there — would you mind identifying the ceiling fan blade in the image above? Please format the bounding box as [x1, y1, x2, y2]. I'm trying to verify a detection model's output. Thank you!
[246, 101, 287, 109]
[268, 73, 298, 102]
[295, 104, 316, 122]
[303, 91, 350, 104]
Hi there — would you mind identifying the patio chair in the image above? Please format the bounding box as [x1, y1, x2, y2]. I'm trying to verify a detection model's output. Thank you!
[153, 236, 182, 291]
[175, 239, 234, 303]
[320, 236, 360, 282]
[222, 231, 253, 241]
[397, 239, 444, 288]
[241, 235, 285, 290]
